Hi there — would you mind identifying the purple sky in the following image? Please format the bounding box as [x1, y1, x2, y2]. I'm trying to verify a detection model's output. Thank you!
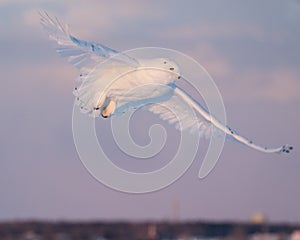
[0, 0, 300, 223]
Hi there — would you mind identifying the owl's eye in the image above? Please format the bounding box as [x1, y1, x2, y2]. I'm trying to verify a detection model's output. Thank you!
[164, 61, 167, 64]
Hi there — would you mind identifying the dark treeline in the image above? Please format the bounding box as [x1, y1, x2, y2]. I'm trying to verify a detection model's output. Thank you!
[0, 220, 299, 240]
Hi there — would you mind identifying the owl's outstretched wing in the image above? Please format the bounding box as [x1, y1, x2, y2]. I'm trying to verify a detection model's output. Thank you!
[148, 89, 215, 138]
[149, 84, 293, 154]
[40, 12, 139, 72]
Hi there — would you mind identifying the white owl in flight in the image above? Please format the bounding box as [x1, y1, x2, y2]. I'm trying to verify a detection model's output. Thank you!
[40, 12, 293, 154]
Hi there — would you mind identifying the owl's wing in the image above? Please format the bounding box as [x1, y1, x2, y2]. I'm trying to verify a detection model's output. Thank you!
[148, 86, 215, 138]
[149, 84, 293, 154]
[40, 12, 139, 73]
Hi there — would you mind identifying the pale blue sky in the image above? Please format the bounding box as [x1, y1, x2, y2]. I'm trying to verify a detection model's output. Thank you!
[0, 0, 299, 223]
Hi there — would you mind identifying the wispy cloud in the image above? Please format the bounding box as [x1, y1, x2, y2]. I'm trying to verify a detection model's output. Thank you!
[220, 67, 300, 103]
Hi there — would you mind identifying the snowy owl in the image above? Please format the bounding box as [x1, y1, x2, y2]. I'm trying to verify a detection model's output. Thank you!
[40, 12, 293, 154]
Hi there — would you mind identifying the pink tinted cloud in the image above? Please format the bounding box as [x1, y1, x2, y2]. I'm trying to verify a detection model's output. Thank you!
[158, 21, 283, 43]
[221, 67, 300, 103]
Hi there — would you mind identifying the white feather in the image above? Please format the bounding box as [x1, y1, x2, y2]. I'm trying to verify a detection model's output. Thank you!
[40, 11, 138, 73]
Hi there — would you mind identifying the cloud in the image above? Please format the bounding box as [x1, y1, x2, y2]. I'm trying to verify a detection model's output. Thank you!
[191, 43, 233, 79]
[41, 1, 161, 40]
[0, 61, 77, 105]
[220, 67, 300, 103]
[256, 68, 300, 102]
[1, 1, 152, 40]
[0, 0, 46, 5]
[158, 20, 288, 47]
